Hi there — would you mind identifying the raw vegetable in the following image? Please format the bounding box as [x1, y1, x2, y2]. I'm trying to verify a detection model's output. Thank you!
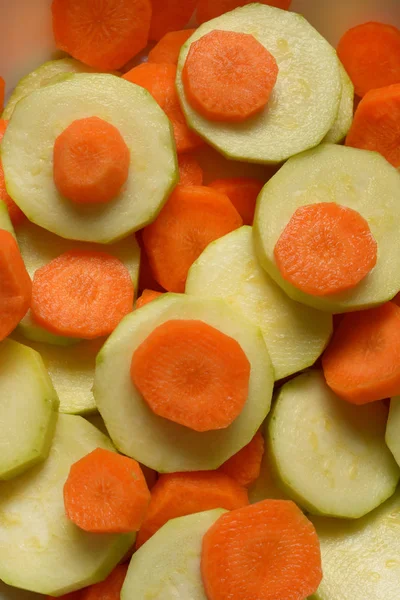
[149, 0, 198, 41]
[323, 63, 354, 144]
[218, 431, 264, 487]
[178, 153, 204, 185]
[135, 290, 163, 309]
[386, 398, 400, 468]
[0, 76, 4, 109]
[0, 120, 25, 226]
[81, 565, 127, 600]
[248, 444, 289, 503]
[208, 178, 263, 225]
[196, 0, 292, 23]
[0, 199, 15, 237]
[148, 29, 197, 65]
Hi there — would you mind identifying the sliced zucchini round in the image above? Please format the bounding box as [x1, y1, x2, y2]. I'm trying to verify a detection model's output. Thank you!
[122, 510, 225, 600]
[248, 441, 289, 504]
[386, 398, 400, 468]
[0, 338, 59, 480]
[1, 73, 178, 243]
[186, 226, 332, 380]
[0, 199, 15, 238]
[94, 293, 274, 472]
[323, 62, 354, 144]
[0, 414, 134, 596]
[254, 144, 400, 312]
[269, 370, 399, 518]
[176, 4, 341, 164]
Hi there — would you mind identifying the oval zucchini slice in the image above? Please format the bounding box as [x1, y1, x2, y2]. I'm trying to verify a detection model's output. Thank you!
[248, 441, 289, 504]
[254, 144, 400, 312]
[1, 73, 178, 243]
[176, 4, 341, 164]
[323, 63, 354, 144]
[186, 226, 332, 380]
[269, 370, 399, 518]
[94, 293, 274, 472]
[386, 398, 400, 469]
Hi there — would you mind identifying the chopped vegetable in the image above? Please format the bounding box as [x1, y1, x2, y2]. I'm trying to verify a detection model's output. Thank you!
[0, 120, 25, 225]
[148, 29, 197, 65]
[218, 431, 264, 487]
[209, 177, 263, 225]
[197, 0, 292, 24]
[81, 565, 127, 600]
[0, 76, 4, 110]
[178, 153, 204, 185]
[135, 289, 163, 309]
[149, 0, 198, 41]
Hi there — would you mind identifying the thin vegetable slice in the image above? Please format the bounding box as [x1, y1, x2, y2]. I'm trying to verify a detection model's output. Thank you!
[0, 120, 26, 226]
[178, 153, 204, 185]
[148, 29, 197, 65]
[149, 0, 198, 41]
[135, 290, 163, 310]
[218, 431, 264, 487]
[209, 178, 263, 225]
[386, 397, 400, 469]
[323, 63, 354, 144]
[196, 0, 292, 23]
[81, 565, 127, 600]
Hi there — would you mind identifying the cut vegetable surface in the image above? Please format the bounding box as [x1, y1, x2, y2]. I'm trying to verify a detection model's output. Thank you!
[149, 0, 198, 41]
[248, 444, 289, 503]
[178, 153, 204, 185]
[269, 371, 399, 518]
[323, 63, 354, 144]
[386, 397, 400, 469]
[94, 294, 273, 472]
[0, 120, 26, 226]
[209, 178, 263, 225]
[148, 29, 197, 65]
[135, 290, 163, 310]
[218, 430, 264, 487]
[81, 565, 127, 600]
[196, 0, 292, 23]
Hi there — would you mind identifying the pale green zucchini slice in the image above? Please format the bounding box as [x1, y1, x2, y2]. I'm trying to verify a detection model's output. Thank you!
[122, 510, 225, 600]
[94, 293, 274, 472]
[0, 414, 134, 596]
[254, 144, 400, 312]
[248, 442, 289, 504]
[386, 398, 400, 468]
[323, 63, 354, 144]
[269, 371, 399, 518]
[1, 74, 178, 243]
[0, 200, 15, 238]
[176, 4, 341, 164]
[186, 226, 332, 380]
[0, 338, 59, 480]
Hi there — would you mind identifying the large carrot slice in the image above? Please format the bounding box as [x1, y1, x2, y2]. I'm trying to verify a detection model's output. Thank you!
[148, 29, 197, 65]
[136, 471, 249, 548]
[51, 0, 152, 70]
[182, 30, 278, 123]
[53, 117, 130, 204]
[135, 289, 163, 309]
[322, 302, 400, 404]
[81, 565, 128, 600]
[31, 250, 134, 339]
[337, 22, 400, 97]
[218, 431, 264, 487]
[201, 499, 322, 600]
[149, 0, 197, 41]
[209, 177, 263, 225]
[178, 153, 204, 185]
[142, 185, 242, 292]
[197, 0, 292, 23]
[130, 319, 251, 432]
[63, 448, 150, 533]
[0, 120, 25, 226]
[274, 202, 377, 297]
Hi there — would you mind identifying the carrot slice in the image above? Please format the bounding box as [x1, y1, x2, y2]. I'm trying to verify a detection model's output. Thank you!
[136, 289, 163, 309]
[322, 302, 400, 404]
[131, 319, 251, 432]
[81, 565, 128, 600]
[51, 0, 152, 70]
[123, 63, 203, 153]
[178, 153, 204, 185]
[142, 185, 243, 292]
[148, 29, 197, 65]
[31, 250, 134, 339]
[218, 431, 264, 487]
[53, 116, 130, 205]
[182, 30, 279, 123]
[0, 120, 26, 226]
[64, 448, 150, 533]
[136, 471, 249, 548]
[345, 84, 400, 169]
[209, 177, 263, 225]
[337, 22, 400, 97]
[136, 231, 165, 294]
[149, 0, 197, 41]
[201, 499, 322, 600]
[0, 230, 32, 341]
[0, 76, 4, 110]
[274, 202, 377, 297]
[197, 0, 292, 23]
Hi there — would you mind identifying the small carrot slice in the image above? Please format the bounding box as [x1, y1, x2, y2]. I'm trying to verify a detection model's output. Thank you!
[178, 153, 204, 185]
[0, 120, 26, 226]
[345, 84, 400, 168]
[123, 63, 203, 153]
[51, 0, 152, 70]
[81, 565, 128, 600]
[53, 116, 130, 205]
[63, 448, 150, 533]
[31, 250, 134, 339]
[142, 185, 243, 292]
[136, 289, 163, 309]
[201, 499, 322, 600]
[148, 29, 197, 65]
[0, 77, 4, 110]
[322, 302, 400, 404]
[149, 0, 198, 41]
[182, 30, 279, 123]
[218, 431, 264, 487]
[131, 319, 251, 432]
[0, 229, 32, 341]
[274, 202, 377, 297]
[209, 177, 263, 225]
[136, 471, 249, 548]
[337, 22, 400, 97]
[197, 0, 292, 23]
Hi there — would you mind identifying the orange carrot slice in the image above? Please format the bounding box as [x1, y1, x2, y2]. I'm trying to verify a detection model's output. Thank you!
[346, 84, 400, 168]
[136, 289, 163, 309]
[148, 29, 197, 65]
[337, 22, 400, 97]
[64, 448, 150, 533]
[322, 302, 400, 404]
[218, 431, 264, 487]
[80, 565, 128, 600]
[0, 77, 4, 110]
[0, 120, 26, 226]
[51, 0, 152, 70]
[131, 319, 251, 432]
[209, 177, 263, 225]
[201, 499, 322, 600]
[274, 202, 377, 297]
[53, 116, 130, 204]
[142, 185, 242, 292]
[31, 250, 134, 339]
[197, 0, 292, 23]
[136, 471, 249, 548]
[136, 231, 165, 294]
[178, 153, 204, 185]
[149, 0, 198, 41]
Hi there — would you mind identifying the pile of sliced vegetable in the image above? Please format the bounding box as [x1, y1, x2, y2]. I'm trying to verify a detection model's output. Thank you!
[1, 1, 400, 600]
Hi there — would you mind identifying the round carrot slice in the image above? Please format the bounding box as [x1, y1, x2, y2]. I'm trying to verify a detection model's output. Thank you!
[197, 0, 292, 24]
[53, 116, 130, 205]
[130, 319, 251, 432]
[274, 202, 377, 297]
[148, 29, 197, 65]
[0, 120, 25, 226]
[218, 430, 264, 487]
[201, 499, 322, 600]
[178, 153, 204, 186]
[31, 250, 134, 339]
[149, 0, 198, 41]
[182, 30, 278, 123]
